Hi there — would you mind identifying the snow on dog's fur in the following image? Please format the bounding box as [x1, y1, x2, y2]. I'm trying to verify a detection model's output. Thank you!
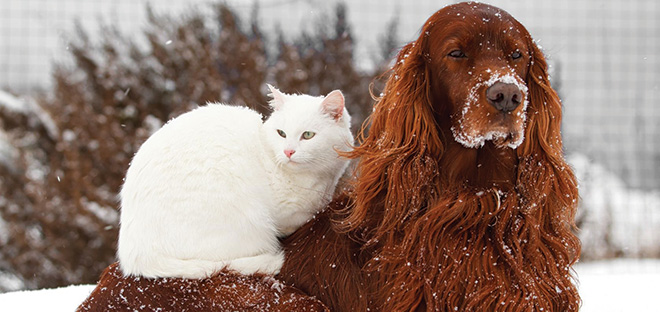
[278, 3, 581, 311]
[77, 263, 328, 312]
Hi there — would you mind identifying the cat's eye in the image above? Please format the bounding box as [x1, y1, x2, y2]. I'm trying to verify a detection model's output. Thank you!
[277, 129, 286, 138]
[301, 131, 316, 140]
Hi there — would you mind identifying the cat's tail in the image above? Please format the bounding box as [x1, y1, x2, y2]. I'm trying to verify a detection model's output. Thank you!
[118, 252, 285, 279]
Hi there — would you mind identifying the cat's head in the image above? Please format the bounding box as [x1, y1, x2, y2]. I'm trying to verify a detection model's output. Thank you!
[262, 84, 353, 171]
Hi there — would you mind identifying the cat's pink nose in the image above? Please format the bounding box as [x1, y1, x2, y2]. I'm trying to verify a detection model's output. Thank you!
[284, 149, 296, 158]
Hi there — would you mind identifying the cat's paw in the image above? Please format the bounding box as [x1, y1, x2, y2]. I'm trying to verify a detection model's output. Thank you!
[226, 252, 285, 276]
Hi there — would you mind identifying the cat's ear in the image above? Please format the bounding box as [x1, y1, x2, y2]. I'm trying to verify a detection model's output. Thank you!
[321, 90, 345, 121]
[267, 84, 286, 111]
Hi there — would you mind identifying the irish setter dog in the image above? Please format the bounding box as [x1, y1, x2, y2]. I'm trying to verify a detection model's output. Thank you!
[78, 2, 579, 311]
[278, 2, 581, 311]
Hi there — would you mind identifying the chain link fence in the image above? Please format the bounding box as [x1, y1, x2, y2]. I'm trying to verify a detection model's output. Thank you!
[1, 0, 659, 290]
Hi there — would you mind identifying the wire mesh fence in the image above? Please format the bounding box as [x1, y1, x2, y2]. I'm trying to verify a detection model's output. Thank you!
[2, 0, 659, 187]
[0, 0, 659, 290]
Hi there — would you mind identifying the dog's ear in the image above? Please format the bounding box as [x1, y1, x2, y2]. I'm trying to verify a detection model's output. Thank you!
[514, 33, 581, 284]
[516, 33, 577, 200]
[359, 40, 442, 156]
[341, 37, 443, 237]
[516, 36, 565, 161]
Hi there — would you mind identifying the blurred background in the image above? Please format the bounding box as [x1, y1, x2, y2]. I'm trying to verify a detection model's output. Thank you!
[0, 0, 658, 303]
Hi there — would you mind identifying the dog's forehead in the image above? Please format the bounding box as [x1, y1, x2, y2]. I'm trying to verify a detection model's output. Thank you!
[428, 2, 523, 35]
[424, 4, 527, 53]
[440, 2, 514, 20]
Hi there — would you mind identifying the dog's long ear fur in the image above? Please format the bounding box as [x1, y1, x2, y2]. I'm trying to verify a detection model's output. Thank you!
[517, 33, 579, 220]
[514, 31, 582, 307]
[517, 36, 564, 161]
[340, 37, 443, 241]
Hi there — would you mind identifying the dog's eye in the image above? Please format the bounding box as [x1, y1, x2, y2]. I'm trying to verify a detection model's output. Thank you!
[448, 50, 467, 58]
[511, 51, 522, 60]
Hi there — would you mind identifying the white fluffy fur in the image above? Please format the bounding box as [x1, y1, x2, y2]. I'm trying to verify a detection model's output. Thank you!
[117, 86, 353, 279]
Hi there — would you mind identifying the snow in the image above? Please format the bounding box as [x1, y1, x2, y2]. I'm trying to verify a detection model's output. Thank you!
[570, 153, 660, 259]
[0, 90, 59, 139]
[0, 90, 27, 113]
[0, 217, 8, 246]
[0, 91, 26, 169]
[576, 259, 660, 312]
[451, 71, 528, 149]
[0, 130, 18, 170]
[0, 284, 95, 312]
[0, 260, 657, 311]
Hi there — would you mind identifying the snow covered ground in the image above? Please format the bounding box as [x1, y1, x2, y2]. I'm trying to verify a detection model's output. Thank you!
[0, 259, 657, 312]
[0, 284, 95, 312]
[576, 259, 660, 311]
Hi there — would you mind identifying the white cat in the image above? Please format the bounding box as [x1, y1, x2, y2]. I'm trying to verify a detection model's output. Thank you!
[117, 85, 353, 279]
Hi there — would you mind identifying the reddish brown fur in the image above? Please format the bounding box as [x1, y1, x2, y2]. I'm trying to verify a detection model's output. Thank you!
[279, 3, 581, 311]
[77, 262, 328, 311]
[78, 3, 580, 311]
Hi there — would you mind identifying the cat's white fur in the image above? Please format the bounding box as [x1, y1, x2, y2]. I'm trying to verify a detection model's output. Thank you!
[117, 85, 353, 279]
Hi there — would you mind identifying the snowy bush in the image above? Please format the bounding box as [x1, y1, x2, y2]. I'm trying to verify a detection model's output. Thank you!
[5, 0, 656, 294]
[0, 3, 396, 292]
[570, 153, 660, 260]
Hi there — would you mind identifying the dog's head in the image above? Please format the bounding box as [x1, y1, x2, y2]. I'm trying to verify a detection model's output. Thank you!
[424, 3, 532, 149]
[342, 4, 580, 310]
[363, 2, 563, 155]
[346, 1, 568, 229]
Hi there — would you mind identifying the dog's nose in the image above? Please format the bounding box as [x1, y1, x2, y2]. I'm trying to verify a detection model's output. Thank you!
[486, 82, 523, 113]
